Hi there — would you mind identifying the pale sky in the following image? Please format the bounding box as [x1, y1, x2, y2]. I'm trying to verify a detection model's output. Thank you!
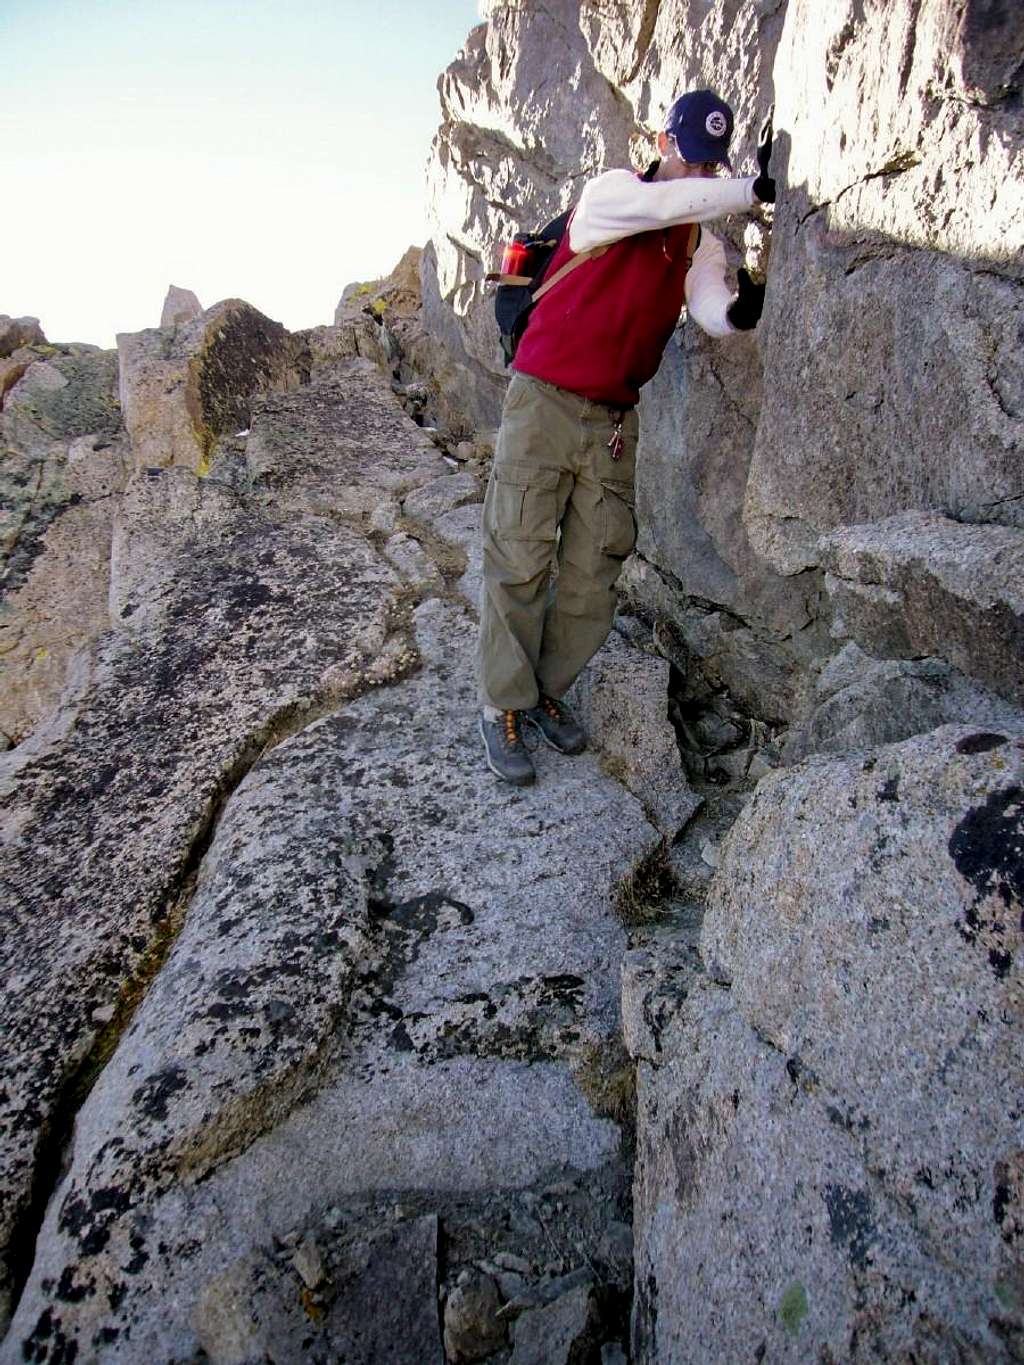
[1, 0, 482, 347]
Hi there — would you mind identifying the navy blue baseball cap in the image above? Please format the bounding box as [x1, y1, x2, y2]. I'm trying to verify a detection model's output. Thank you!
[664, 90, 734, 169]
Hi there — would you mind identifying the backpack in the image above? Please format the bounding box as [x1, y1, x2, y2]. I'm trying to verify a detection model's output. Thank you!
[486, 207, 609, 366]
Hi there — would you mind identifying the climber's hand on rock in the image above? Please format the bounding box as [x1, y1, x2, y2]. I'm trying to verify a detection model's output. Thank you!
[753, 104, 776, 203]
[726, 268, 766, 331]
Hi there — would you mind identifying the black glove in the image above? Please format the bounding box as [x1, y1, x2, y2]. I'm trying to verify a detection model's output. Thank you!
[726, 268, 765, 331]
[752, 104, 776, 204]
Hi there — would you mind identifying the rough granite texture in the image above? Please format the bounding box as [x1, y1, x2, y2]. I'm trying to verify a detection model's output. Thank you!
[820, 510, 1024, 706]
[158, 285, 203, 330]
[568, 626, 702, 839]
[116, 298, 306, 474]
[745, 0, 1024, 575]
[1, 338, 654, 1357]
[783, 641, 1023, 763]
[0, 346, 126, 743]
[2, 593, 652, 1360]
[0, 359, 442, 1334]
[653, 723, 1024, 1361]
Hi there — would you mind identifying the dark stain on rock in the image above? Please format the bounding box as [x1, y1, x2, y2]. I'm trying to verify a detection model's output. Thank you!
[956, 732, 1008, 755]
[989, 947, 1013, 978]
[131, 1064, 188, 1121]
[370, 890, 475, 930]
[877, 775, 900, 802]
[949, 785, 1023, 977]
[55, 1266, 95, 1304]
[950, 786, 1024, 911]
[24, 1305, 79, 1363]
[994, 1181, 1012, 1232]
[825, 1103, 870, 1135]
[824, 1184, 875, 1270]
[634, 1271, 658, 1355]
[668, 1108, 703, 1208]
[992, 1154, 1022, 1246]
[265, 997, 296, 1025]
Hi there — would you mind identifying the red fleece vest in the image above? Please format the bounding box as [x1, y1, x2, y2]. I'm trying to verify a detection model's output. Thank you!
[512, 214, 695, 408]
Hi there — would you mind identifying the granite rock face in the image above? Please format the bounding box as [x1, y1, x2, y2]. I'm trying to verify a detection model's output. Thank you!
[782, 641, 1022, 763]
[1, 312, 651, 1359]
[630, 725, 1024, 1361]
[568, 625, 702, 838]
[745, 0, 1023, 579]
[0, 344, 127, 744]
[116, 297, 307, 474]
[820, 510, 1024, 707]
[0, 317, 47, 357]
[0, 360, 419, 1334]
[158, 284, 203, 329]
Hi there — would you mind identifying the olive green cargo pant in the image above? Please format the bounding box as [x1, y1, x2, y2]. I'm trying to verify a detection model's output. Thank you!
[477, 371, 639, 711]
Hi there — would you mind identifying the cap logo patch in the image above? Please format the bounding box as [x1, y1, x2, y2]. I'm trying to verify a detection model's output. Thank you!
[706, 111, 727, 137]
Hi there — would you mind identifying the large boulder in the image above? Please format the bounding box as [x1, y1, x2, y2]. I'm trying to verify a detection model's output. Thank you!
[630, 722, 1024, 1361]
[116, 298, 306, 474]
[158, 285, 202, 329]
[0, 359, 438, 1332]
[0, 317, 46, 358]
[821, 511, 1024, 707]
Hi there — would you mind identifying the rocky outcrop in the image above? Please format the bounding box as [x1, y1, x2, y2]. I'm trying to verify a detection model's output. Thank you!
[746, 0, 1023, 577]
[820, 510, 1024, 706]
[0, 306, 659, 1359]
[116, 298, 307, 475]
[0, 299, 390, 749]
[159, 285, 203, 330]
[629, 725, 1024, 1362]
[0, 316, 46, 360]
[0, 343, 126, 745]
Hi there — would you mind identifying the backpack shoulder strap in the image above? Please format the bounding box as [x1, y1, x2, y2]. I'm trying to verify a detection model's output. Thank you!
[532, 242, 609, 303]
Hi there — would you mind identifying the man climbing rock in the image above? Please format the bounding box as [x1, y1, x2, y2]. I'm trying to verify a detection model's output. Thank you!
[478, 89, 775, 785]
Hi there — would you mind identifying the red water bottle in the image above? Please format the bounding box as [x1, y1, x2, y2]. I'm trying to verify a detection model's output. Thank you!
[499, 240, 531, 278]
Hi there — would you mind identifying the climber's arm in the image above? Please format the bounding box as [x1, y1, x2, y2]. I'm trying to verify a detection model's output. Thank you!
[569, 169, 757, 254]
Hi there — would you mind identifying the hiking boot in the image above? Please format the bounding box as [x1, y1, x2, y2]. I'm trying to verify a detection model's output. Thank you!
[524, 694, 587, 755]
[480, 709, 536, 786]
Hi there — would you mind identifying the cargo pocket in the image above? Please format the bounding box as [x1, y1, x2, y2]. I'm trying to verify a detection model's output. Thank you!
[600, 478, 637, 558]
[490, 462, 560, 541]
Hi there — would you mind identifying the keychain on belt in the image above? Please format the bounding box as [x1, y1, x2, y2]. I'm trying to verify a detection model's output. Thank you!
[608, 413, 625, 461]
